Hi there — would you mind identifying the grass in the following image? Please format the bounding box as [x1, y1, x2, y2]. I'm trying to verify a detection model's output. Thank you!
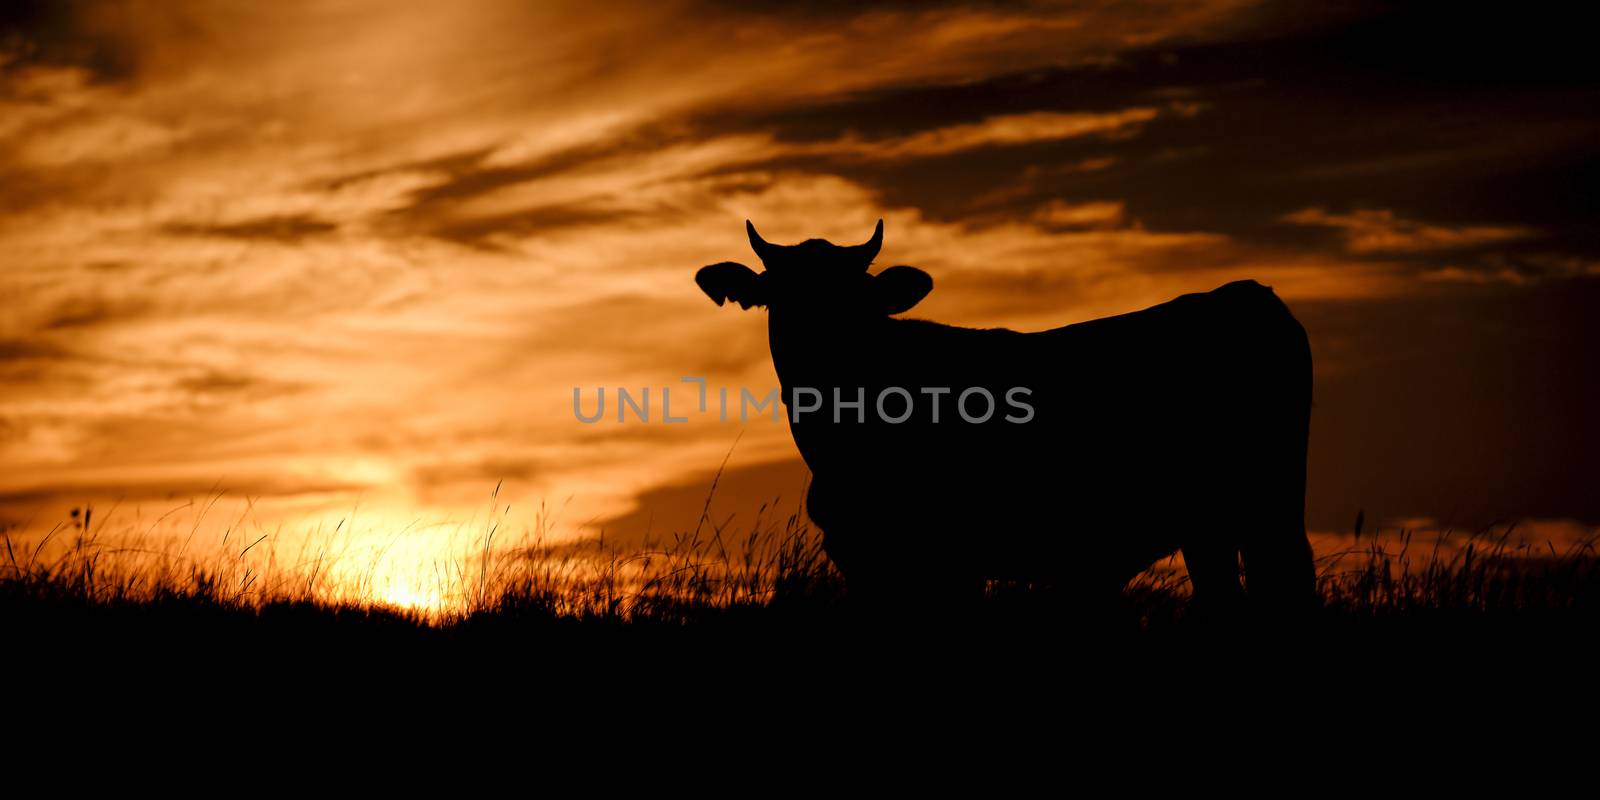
[0, 492, 843, 626]
[7, 482, 1593, 742]
[4, 493, 1596, 632]
[1318, 526, 1600, 616]
[4, 460, 1598, 688]
[5, 494, 1597, 718]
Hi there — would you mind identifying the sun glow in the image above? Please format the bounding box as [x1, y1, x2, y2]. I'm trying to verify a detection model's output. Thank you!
[372, 582, 448, 614]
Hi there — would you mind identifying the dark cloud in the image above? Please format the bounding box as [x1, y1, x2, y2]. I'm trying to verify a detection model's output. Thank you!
[162, 215, 339, 242]
[0, 0, 138, 81]
[681, 1, 1600, 285]
[377, 128, 695, 243]
[425, 206, 627, 248]
[173, 369, 297, 397]
[41, 293, 151, 330]
[411, 457, 543, 488]
[697, 0, 1040, 19]
[0, 338, 63, 361]
[0, 339, 74, 386]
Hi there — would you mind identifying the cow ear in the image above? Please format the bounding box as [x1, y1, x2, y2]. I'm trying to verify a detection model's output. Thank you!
[872, 266, 932, 315]
[696, 262, 766, 310]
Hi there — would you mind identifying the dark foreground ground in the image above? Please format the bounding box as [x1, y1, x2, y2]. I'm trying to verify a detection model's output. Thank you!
[7, 573, 1594, 682]
[5, 521, 1598, 745]
[5, 581, 1597, 772]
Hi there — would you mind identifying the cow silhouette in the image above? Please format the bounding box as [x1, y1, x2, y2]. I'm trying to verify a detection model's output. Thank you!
[696, 220, 1316, 615]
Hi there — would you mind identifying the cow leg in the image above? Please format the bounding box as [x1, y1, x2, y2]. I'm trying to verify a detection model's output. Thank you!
[1237, 331, 1318, 617]
[1239, 498, 1317, 615]
[1181, 537, 1243, 622]
[1238, 423, 1318, 615]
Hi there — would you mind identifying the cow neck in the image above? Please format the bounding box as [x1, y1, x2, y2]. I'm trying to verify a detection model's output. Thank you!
[766, 312, 895, 392]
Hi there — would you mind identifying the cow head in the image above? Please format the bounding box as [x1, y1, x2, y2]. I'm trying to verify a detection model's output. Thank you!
[695, 220, 933, 318]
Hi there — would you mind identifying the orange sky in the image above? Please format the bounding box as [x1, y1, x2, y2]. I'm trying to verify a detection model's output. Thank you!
[3, 1, 1597, 550]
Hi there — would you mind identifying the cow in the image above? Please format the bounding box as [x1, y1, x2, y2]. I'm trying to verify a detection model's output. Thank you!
[695, 220, 1316, 616]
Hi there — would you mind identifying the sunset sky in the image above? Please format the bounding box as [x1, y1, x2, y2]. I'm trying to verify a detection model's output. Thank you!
[3, 0, 1596, 549]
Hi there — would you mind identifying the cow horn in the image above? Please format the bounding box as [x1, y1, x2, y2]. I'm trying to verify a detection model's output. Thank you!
[746, 220, 779, 263]
[844, 219, 883, 268]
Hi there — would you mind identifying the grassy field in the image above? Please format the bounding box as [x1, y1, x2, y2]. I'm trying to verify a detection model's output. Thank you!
[5, 498, 1597, 725]
[5, 495, 1596, 642]
[12, 500, 1588, 753]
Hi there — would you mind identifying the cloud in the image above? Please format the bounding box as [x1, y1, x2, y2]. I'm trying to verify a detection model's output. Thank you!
[163, 214, 339, 242]
[1033, 199, 1125, 229]
[399, 106, 1165, 244]
[411, 456, 543, 490]
[1419, 255, 1600, 286]
[1417, 266, 1530, 286]
[1281, 207, 1534, 255]
[810, 108, 1162, 161]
